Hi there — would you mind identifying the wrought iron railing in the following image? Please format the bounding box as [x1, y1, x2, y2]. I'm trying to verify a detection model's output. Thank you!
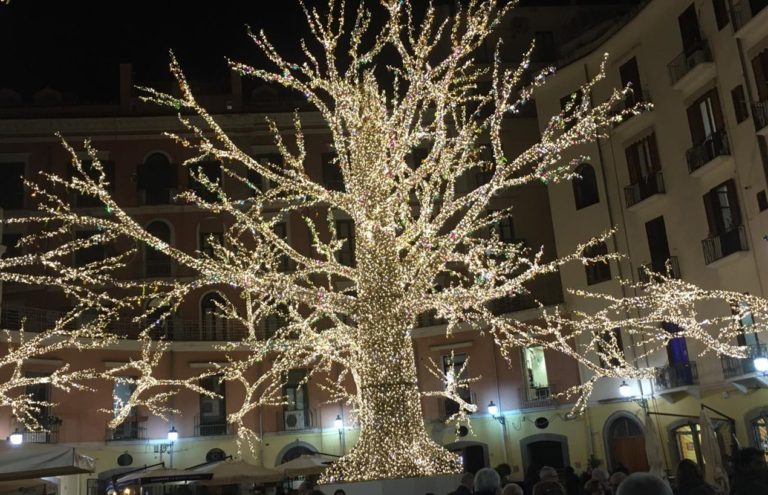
[667, 40, 713, 85]
[732, 0, 768, 30]
[519, 385, 557, 409]
[753, 101, 768, 132]
[638, 256, 681, 284]
[655, 362, 699, 390]
[194, 415, 234, 437]
[13, 425, 60, 444]
[624, 172, 665, 208]
[686, 129, 730, 174]
[721, 343, 768, 379]
[702, 225, 748, 264]
[106, 418, 147, 441]
[612, 88, 652, 119]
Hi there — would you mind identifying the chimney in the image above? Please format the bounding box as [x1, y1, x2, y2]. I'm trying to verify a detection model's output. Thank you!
[119, 63, 133, 112]
[229, 68, 243, 111]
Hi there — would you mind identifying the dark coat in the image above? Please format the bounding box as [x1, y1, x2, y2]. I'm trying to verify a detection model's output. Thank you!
[451, 486, 472, 495]
[677, 481, 717, 495]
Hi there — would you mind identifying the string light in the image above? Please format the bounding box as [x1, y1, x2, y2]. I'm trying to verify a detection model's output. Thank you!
[0, 0, 757, 484]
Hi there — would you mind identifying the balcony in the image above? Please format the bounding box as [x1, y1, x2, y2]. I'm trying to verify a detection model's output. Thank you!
[624, 172, 665, 209]
[667, 41, 715, 98]
[611, 89, 654, 137]
[416, 310, 447, 328]
[106, 417, 147, 441]
[638, 256, 681, 284]
[753, 100, 768, 136]
[519, 385, 558, 410]
[702, 225, 749, 265]
[655, 362, 700, 402]
[194, 416, 234, 437]
[733, 0, 768, 49]
[686, 130, 731, 177]
[12, 419, 60, 444]
[721, 343, 768, 393]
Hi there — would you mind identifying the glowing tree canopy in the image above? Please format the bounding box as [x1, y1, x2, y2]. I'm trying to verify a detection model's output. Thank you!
[0, 0, 764, 482]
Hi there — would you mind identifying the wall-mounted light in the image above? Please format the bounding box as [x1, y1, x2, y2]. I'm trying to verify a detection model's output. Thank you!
[618, 381, 632, 398]
[9, 429, 22, 445]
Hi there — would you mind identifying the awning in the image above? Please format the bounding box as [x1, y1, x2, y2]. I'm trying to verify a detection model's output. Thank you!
[0, 478, 56, 495]
[116, 468, 212, 487]
[275, 454, 336, 477]
[194, 460, 283, 485]
[0, 444, 94, 482]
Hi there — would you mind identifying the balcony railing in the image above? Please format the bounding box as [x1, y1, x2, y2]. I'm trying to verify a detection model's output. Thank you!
[702, 225, 748, 265]
[655, 362, 699, 391]
[733, 0, 768, 31]
[194, 416, 234, 437]
[686, 129, 730, 174]
[753, 101, 768, 132]
[638, 256, 681, 284]
[624, 172, 665, 208]
[12, 420, 60, 444]
[520, 385, 557, 409]
[106, 418, 147, 441]
[416, 310, 447, 328]
[611, 88, 652, 118]
[721, 343, 768, 379]
[667, 41, 713, 85]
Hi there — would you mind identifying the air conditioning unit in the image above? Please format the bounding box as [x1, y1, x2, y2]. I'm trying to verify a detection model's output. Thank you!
[284, 410, 306, 431]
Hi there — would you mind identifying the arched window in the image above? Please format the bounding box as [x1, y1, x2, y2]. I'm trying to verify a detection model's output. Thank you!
[201, 292, 227, 341]
[607, 416, 648, 473]
[145, 221, 172, 277]
[573, 163, 599, 209]
[138, 153, 177, 205]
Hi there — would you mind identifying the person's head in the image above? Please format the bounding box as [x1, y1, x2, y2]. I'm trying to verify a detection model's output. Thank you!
[590, 467, 609, 483]
[333, 490, 346, 495]
[532, 481, 565, 495]
[526, 464, 541, 481]
[475, 467, 502, 493]
[583, 479, 605, 495]
[308, 491, 325, 495]
[460, 472, 475, 489]
[676, 458, 703, 485]
[609, 471, 627, 491]
[734, 447, 767, 472]
[501, 483, 524, 495]
[616, 473, 673, 495]
[539, 466, 558, 483]
[564, 466, 576, 476]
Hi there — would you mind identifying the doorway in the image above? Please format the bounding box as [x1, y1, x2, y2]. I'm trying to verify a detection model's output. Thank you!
[520, 434, 570, 472]
[445, 441, 490, 474]
[605, 413, 649, 473]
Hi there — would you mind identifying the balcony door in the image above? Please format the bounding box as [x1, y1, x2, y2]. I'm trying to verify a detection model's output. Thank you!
[645, 216, 671, 274]
[687, 90, 723, 145]
[522, 346, 550, 401]
[704, 180, 742, 237]
[663, 322, 693, 385]
[678, 4, 702, 55]
[619, 57, 642, 106]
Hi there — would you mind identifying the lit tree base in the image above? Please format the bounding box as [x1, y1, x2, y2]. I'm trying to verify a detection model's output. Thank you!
[320, 431, 461, 483]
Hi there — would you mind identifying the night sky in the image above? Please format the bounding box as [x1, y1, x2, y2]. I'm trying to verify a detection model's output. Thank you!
[0, 0, 642, 102]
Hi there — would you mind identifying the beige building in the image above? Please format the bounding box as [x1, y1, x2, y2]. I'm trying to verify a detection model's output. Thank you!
[536, 0, 768, 474]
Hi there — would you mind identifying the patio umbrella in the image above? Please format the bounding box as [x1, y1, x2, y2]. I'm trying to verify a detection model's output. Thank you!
[699, 409, 730, 495]
[276, 454, 336, 477]
[195, 460, 283, 485]
[643, 412, 666, 479]
[116, 468, 212, 487]
[0, 443, 94, 481]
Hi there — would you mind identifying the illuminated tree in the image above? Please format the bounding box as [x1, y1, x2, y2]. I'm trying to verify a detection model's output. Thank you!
[0, 0, 761, 483]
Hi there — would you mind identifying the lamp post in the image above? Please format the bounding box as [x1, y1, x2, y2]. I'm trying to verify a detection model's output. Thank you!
[334, 415, 345, 454]
[167, 426, 178, 468]
[487, 401, 508, 464]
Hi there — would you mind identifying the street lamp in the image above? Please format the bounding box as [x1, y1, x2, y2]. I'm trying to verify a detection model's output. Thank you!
[334, 415, 345, 454]
[9, 429, 22, 445]
[754, 356, 768, 373]
[167, 426, 178, 468]
[486, 401, 508, 463]
[618, 381, 632, 398]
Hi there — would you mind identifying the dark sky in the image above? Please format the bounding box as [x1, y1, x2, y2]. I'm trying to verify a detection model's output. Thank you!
[0, 0, 641, 102]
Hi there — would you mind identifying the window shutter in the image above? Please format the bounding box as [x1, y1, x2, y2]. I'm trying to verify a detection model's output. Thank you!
[708, 89, 725, 130]
[703, 190, 718, 235]
[648, 134, 661, 173]
[625, 144, 640, 184]
[753, 50, 768, 101]
[726, 179, 743, 226]
[687, 102, 706, 145]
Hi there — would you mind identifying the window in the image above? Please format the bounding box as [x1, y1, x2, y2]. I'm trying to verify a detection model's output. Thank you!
[199, 231, 223, 258]
[496, 216, 515, 243]
[673, 423, 702, 465]
[137, 153, 176, 205]
[753, 50, 768, 103]
[584, 242, 611, 285]
[749, 412, 768, 461]
[522, 346, 550, 401]
[731, 85, 749, 123]
[442, 353, 472, 417]
[26, 374, 51, 426]
[712, 0, 729, 30]
[625, 134, 661, 184]
[687, 89, 724, 145]
[2, 233, 22, 258]
[335, 219, 355, 267]
[201, 292, 227, 341]
[759, 191, 768, 212]
[619, 57, 644, 106]
[67, 160, 116, 207]
[284, 369, 309, 429]
[199, 375, 227, 436]
[264, 303, 288, 338]
[0, 162, 24, 210]
[74, 231, 106, 266]
[703, 179, 742, 235]
[189, 159, 221, 203]
[733, 300, 759, 348]
[145, 221, 172, 277]
[248, 153, 282, 194]
[678, 4, 703, 55]
[322, 152, 344, 192]
[597, 328, 624, 368]
[273, 221, 292, 272]
[560, 90, 585, 132]
[572, 164, 599, 209]
[112, 380, 140, 440]
[532, 31, 555, 62]
[645, 216, 672, 274]
[407, 148, 428, 170]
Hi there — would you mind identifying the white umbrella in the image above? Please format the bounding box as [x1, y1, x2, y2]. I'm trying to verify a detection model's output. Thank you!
[644, 412, 666, 479]
[699, 409, 729, 495]
[0, 443, 94, 482]
[116, 468, 212, 486]
[195, 460, 283, 485]
[276, 454, 336, 477]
